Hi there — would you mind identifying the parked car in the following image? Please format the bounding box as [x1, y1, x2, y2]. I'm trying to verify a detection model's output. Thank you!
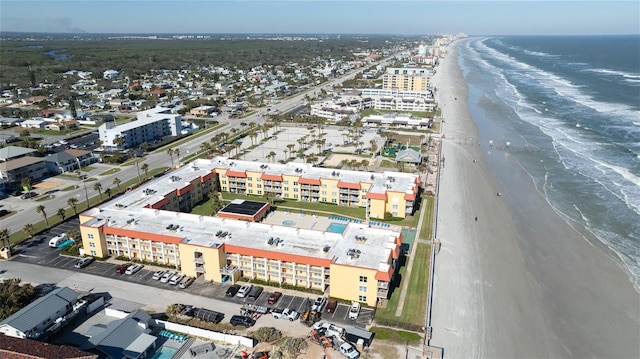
[169, 274, 185, 285]
[116, 263, 132, 274]
[267, 291, 282, 305]
[160, 270, 176, 283]
[312, 296, 327, 312]
[226, 284, 241, 297]
[236, 284, 252, 298]
[325, 299, 338, 313]
[125, 264, 143, 275]
[20, 192, 37, 199]
[339, 342, 360, 359]
[230, 315, 255, 327]
[271, 308, 299, 321]
[247, 286, 264, 300]
[74, 257, 94, 269]
[0, 209, 9, 217]
[152, 270, 166, 280]
[179, 276, 195, 289]
[348, 301, 361, 320]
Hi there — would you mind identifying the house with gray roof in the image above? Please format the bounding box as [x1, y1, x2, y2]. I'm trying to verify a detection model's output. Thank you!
[45, 149, 95, 174]
[395, 148, 422, 164]
[0, 287, 79, 339]
[85, 310, 157, 359]
[0, 146, 36, 162]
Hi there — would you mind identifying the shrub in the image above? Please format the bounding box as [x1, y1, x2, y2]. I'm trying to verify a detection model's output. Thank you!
[253, 327, 282, 342]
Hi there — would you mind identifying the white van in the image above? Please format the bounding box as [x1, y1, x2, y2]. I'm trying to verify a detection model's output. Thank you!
[169, 274, 184, 285]
[49, 234, 67, 248]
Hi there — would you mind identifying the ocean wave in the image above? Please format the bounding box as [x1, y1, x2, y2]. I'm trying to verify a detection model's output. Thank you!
[474, 39, 639, 125]
[523, 49, 559, 58]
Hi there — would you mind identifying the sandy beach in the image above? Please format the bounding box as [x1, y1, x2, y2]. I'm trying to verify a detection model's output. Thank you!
[430, 41, 639, 358]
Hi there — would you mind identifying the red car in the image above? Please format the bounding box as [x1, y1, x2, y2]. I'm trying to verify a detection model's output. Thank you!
[267, 291, 282, 305]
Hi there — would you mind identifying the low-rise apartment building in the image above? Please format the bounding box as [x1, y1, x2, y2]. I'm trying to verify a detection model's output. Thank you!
[98, 107, 182, 149]
[79, 156, 416, 306]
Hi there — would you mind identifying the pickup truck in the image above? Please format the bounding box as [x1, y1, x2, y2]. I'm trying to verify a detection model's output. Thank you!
[271, 308, 299, 321]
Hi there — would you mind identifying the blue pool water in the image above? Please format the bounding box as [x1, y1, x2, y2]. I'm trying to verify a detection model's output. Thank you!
[282, 220, 296, 226]
[326, 222, 347, 233]
[151, 346, 177, 359]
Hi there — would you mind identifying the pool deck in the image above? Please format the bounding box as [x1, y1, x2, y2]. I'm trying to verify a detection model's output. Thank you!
[263, 210, 352, 232]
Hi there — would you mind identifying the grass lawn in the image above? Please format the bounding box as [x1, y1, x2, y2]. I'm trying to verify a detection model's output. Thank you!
[370, 327, 422, 344]
[419, 196, 435, 240]
[60, 185, 78, 191]
[191, 201, 214, 216]
[376, 242, 431, 327]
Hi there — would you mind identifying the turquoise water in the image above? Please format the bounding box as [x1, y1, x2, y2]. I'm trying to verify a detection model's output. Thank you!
[151, 346, 177, 359]
[326, 222, 347, 233]
[282, 220, 296, 226]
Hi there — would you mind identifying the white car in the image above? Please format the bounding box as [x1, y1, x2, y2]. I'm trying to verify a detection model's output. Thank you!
[312, 296, 327, 312]
[152, 270, 165, 280]
[339, 342, 360, 359]
[125, 264, 143, 275]
[236, 284, 252, 298]
[348, 301, 361, 320]
[169, 274, 184, 285]
[160, 271, 176, 283]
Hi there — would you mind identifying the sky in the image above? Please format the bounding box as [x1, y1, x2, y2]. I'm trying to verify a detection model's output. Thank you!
[1, 1, 638, 36]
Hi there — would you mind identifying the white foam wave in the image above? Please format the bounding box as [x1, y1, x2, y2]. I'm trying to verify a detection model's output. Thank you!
[474, 39, 639, 124]
[523, 49, 559, 58]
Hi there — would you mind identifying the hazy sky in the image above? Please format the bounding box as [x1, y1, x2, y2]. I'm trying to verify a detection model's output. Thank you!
[1, 1, 638, 36]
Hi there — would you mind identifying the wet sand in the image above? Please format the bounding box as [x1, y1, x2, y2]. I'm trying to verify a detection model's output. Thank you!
[430, 40, 639, 358]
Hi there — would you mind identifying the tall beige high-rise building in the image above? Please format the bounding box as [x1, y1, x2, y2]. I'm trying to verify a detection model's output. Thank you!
[382, 67, 430, 91]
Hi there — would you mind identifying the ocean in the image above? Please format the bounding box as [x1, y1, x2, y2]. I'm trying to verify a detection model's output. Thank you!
[456, 36, 640, 291]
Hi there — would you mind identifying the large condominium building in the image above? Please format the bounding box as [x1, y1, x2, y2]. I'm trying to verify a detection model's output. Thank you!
[382, 67, 431, 92]
[79, 157, 417, 306]
[360, 88, 435, 112]
[99, 107, 182, 149]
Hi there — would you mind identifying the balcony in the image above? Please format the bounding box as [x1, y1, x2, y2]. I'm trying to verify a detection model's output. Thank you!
[220, 264, 238, 275]
[195, 266, 205, 273]
[378, 281, 389, 289]
[193, 257, 204, 264]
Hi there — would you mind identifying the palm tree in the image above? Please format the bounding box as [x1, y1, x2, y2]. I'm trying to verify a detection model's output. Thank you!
[167, 148, 174, 167]
[93, 182, 103, 200]
[23, 224, 34, 239]
[361, 159, 370, 171]
[36, 205, 49, 227]
[141, 163, 149, 180]
[174, 148, 180, 164]
[113, 177, 122, 192]
[105, 187, 112, 198]
[0, 228, 10, 249]
[286, 144, 295, 159]
[67, 197, 79, 216]
[57, 208, 66, 222]
[268, 151, 277, 163]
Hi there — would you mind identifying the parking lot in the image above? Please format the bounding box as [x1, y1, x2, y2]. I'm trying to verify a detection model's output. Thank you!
[11, 220, 375, 329]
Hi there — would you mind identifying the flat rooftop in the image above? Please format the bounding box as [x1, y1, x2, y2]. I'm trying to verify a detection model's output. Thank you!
[83, 206, 398, 271]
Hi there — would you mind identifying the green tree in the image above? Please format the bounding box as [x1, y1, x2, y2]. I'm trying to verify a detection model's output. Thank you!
[105, 187, 112, 198]
[20, 177, 31, 191]
[113, 177, 122, 192]
[67, 197, 78, 216]
[93, 182, 103, 200]
[0, 229, 10, 249]
[22, 224, 34, 239]
[167, 148, 174, 168]
[36, 205, 49, 227]
[57, 208, 66, 222]
[141, 163, 149, 180]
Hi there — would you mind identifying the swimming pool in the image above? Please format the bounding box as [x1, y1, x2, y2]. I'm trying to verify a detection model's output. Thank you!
[282, 220, 296, 226]
[326, 222, 347, 233]
[151, 346, 177, 359]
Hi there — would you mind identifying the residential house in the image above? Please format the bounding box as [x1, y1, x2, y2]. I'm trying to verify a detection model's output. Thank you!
[45, 149, 95, 174]
[0, 156, 48, 183]
[395, 148, 423, 165]
[20, 119, 47, 129]
[0, 287, 80, 339]
[103, 70, 119, 80]
[189, 105, 217, 116]
[0, 146, 36, 162]
[84, 310, 157, 359]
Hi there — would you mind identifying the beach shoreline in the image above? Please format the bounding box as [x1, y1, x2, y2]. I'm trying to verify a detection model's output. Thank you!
[430, 39, 639, 358]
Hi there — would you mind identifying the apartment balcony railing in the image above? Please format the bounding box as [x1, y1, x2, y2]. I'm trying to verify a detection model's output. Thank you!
[193, 257, 204, 264]
[220, 265, 238, 275]
[194, 266, 205, 273]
